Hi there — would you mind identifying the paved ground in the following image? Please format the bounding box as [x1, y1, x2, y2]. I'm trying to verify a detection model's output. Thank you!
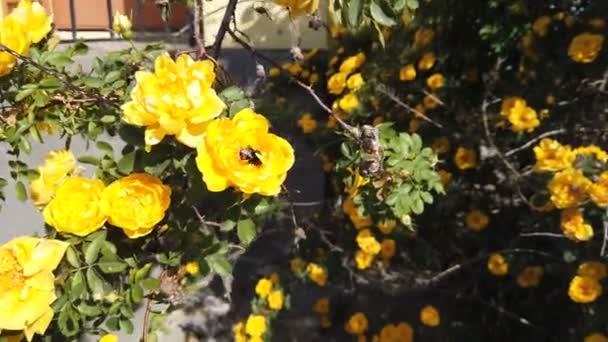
[0, 37, 325, 341]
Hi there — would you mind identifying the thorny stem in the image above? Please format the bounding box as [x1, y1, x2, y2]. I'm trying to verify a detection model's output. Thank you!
[226, 28, 358, 136]
[0, 43, 120, 110]
[376, 84, 443, 129]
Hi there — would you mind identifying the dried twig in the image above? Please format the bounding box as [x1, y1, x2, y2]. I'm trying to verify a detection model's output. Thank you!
[192, 206, 223, 228]
[504, 129, 567, 157]
[211, 0, 239, 57]
[192, 0, 206, 57]
[0, 43, 120, 110]
[376, 84, 443, 129]
[518, 232, 566, 239]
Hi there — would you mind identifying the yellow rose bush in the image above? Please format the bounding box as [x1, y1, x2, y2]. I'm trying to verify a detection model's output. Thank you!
[0, 0, 607, 340]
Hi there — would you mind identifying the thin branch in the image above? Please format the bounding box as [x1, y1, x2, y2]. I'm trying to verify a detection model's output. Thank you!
[421, 88, 445, 106]
[211, 0, 239, 57]
[192, 206, 223, 228]
[519, 232, 566, 238]
[504, 129, 567, 157]
[601, 208, 608, 258]
[226, 28, 358, 136]
[0, 43, 120, 110]
[141, 298, 153, 342]
[376, 84, 443, 129]
[192, 0, 206, 57]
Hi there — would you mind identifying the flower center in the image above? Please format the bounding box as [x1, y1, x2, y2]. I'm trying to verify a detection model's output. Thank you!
[239, 147, 263, 166]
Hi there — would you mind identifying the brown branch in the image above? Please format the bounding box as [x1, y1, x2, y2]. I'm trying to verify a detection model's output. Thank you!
[192, 0, 206, 57]
[376, 84, 443, 129]
[226, 28, 358, 136]
[211, 0, 239, 57]
[141, 298, 153, 342]
[0, 43, 120, 110]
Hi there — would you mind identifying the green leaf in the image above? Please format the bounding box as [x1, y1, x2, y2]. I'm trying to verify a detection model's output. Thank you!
[348, 0, 363, 27]
[77, 303, 103, 316]
[119, 318, 134, 334]
[70, 271, 86, 300]
[57, 306, 80, 337]
[86, 268, 106, 300]
[130, 284, 144, 304]
[134, 263, 153, 281]
[101, 115, 117, 124]
[0, 177, 7, 188]
[106, 317, 120, 331]
[105, 70, 122, 83]
[393, 0, 406, 11]
[83, 77, 104, 88]
[96, 141, 114, 155]
[66, 246, 81, 268]
[85, 233, 105, 264]
[229, 99, 251, 116]
[118, 151, 136, 174]
[15, 181, 27, 201]
[144, 159, 171, 176]
[140, 278, 160, 291]
[78, 155, 100, 165]
[370, 0, 397, 26]
[420, 191, 433, 204]
[47, 53, 73, 67]
[39, 77, 62, 89]
[206, 254, 233, 276]
[237, 219, 256, 245]
[220, 219, 236, 232]
[15, 88, 35, 101]
[98, 259, 128, 273]
[406, 0, 418, 9]
[220, 86, 245, 101]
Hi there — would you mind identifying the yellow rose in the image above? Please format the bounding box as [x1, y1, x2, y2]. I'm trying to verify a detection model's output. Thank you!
[233, 322, 247, 342]
[196, 108, 294, 196]
[255, 277, 273, 298]
[268, 67, 280, 77]
[99, 334, 119, 342]
[548, 168, 591, 209]
[426, 73, 445, 90]
[346, 73, 364, 90]
[516, 266, 543, 288]
[465, 209, 489, 231]
[431, 136, 450, 154]
[377, 219, 396, 234]
[297, 113, 318, 133]
[339, 52, 366, 74]
[586, 334, 608, 342]
[267, 290, 284, 310]
[533, 139, 573, 172]
[345, 312, 368, 335]
[273, 0, 319, 16]
[568, 33, 604, 63]
[414, 28, 434, 47]
[112, 11, 132, 38]
[44, 177, 107, 236]
[355, 249, 374, 270]
[101, 173, 171, 239]
[343, 197, 372, 229]
[590, 172, 608, 207]
[573, 145, 608, 163]
[0, 236, 68, 341]
[122, 53, 226, 148]
[0, 16, 30, 77]
[8, 0, 53, 43]
[577, 261, 607, 280]
[379, 322, 413, 342]
[338, 93, 359, 113]
[500, 96, 526, 117]
[420, 305, 440, 327]
[454, 147, 477, 170]
[184, 261, 200, 275]
[306, 262, 327, 286]
[399, 64, 417, 81]
[356, 229, 381, 255]
[560, 208, 594, 241]
[245, 314, 267, 337]
[532, 16, 552, 36]
[418, 52, 436, 71]
[327, 72, 348, 95]
[313, 297, 329, 315]
[29, 150, 76, 207]
[487, 253, 509, 276]
[507, 101, 540, 133]
[568, 275, 602, 303]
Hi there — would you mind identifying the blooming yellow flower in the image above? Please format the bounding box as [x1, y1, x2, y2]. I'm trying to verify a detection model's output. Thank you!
[8, 0, 52, 43]
[568, 275, 602, 303]
[338, 93, 359, 113]
[29, 150, 76, 207]
[420, 305, 440, 327]
[245, 314, 267, 337]
[255, 277, 273, 298]
[112, 11, 132, 36]
[465, 209, 489, 231]
[196, 108, 294, 196]
[356, 229, 381, 255]
[309, 72, 320, 84]
[532, 16, 552, 36]
[414, 28, 434, 47]
[268, 290, 284, 310]
[500, 96, 526, 117]
[284, 62, 302, 76]
[533, 139, 573, 172]
[437, 169, 452, 188]
[378, 322, 413, 342]
[268, 67, 280, 77]
[516, 266, 543, 288]
[297, 113, 318, 134]
[44, 177, 107, 236]
[573, 145, 608, 163]
[345, 312, 368, 335]
[0, 16, 30, 77]
[347, 73, 364, 90]
[306, 262, 327, 286]
[233, 322, 247, 342]
[423, 94, 439, 109]
[272, 0, 319, 16]
[122, 53, 226, 148]
[327, 72, 348, 95]
[585, 333, 608, 342]
[355, 249, 374, 270]
[380, 239, 396, 260]
[590, 172, 608, 207]
[507, 101, 539, 133]
[377, 219, 396, 234]
[0, 237, 68, 341]
[313, 297, 329, 315]
[99, 334, 119, 342]
[454, 147, 477, 170]
[568, 33, 604, 63]
[577, 262, 607, 280]
[426, 73, 445, 90]
[487, 253, 509, 276]
[184, 261, 199, 275]
[339, 52, 366, 74]
[431, 136, 450, 154]
[343, 197, 373, 229]
[101, 173, 171, 239]
[560, 208, 594, 241]
[548, 169, 591, 209]
[399, 64, 416, 81]
[418, 52, 435, 71]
